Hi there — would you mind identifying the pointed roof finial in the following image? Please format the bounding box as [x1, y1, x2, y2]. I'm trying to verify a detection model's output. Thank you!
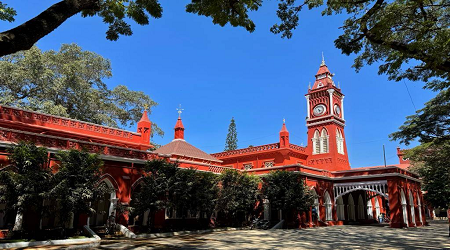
[308, 82, 311, 90]
[321, 52, 326, 66]
[283, 118, 286, 124]
[143, 104, 149, 111]
[176, 104, 184, 118]
[338, 81, 341, 88]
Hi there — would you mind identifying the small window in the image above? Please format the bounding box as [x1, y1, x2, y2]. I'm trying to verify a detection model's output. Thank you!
[244, 163, 253, 170]
[264, 161, 274, 168]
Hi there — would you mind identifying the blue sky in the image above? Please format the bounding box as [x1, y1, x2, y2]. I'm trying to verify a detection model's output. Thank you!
[1, 1, 436, 168]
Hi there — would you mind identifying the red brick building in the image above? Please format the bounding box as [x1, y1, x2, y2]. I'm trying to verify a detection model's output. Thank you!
[0, 60, 425, 233]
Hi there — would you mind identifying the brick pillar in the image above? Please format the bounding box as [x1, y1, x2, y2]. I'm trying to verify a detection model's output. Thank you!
[388, 179, 403, 228]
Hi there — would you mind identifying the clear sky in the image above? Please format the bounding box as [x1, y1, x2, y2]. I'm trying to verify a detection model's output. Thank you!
[1, 1, 436, 168]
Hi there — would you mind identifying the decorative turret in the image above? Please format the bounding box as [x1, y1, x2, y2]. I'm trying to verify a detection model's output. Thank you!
[137, 108, 152, 146]
[174, 104, 185, 140]
[279, 119, 290, 148]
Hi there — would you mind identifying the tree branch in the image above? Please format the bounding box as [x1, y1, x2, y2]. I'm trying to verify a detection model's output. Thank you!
[0, 0, 100, 57]
[359, 0, 450, 73]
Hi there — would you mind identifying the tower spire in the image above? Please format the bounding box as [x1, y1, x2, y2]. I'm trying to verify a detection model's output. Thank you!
[279, 119, 289, 148]
[321, 52, 326, 66]
[174, 105, 185, 140]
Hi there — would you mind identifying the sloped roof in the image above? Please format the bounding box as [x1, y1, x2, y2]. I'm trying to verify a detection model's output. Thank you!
[154, 139, 222, 163]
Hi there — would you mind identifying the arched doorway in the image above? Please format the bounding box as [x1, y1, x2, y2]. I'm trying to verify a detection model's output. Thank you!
[348, 194, 355, 221]
[89, 178, 117, 227]
[357, 195, 365, 220]
[375, 198, 380, 220]
[324, 191, 332, 221]
[400, 189, 408, 227]
[409, 191, 416, 226]
[367, 199, 373, 219]
[311, 189, 320, 222]
[337, 196, 345, 221]
[417, 192, 423, 224]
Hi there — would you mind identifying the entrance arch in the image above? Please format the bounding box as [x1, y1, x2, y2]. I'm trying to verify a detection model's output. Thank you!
[375, 198, 380, 220]
[89, 178, 118, 227]
[348, 194, 355, 221]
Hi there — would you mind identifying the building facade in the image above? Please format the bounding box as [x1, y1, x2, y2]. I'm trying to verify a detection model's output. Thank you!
[0, 60, 425, 235]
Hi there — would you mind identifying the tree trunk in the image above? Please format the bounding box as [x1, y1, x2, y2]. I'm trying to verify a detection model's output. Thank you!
[13, 212, 23, 231]
[0, 0, 100, 57]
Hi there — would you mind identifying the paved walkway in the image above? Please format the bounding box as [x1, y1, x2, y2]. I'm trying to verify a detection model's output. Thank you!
[96, 221, 450, 249]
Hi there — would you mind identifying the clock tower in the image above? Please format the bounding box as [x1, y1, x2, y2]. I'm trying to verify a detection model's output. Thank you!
[305, 57, 350, 171]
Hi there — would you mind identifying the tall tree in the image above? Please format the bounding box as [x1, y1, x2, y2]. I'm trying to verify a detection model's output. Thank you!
[224, 117, 238, 151]
[0, 44, 163, 136]
[406, 143, 450, 210]
[49, 149, 107, 230]
[216, 169, 259, 226]
[261, 170, 315, 221]
[0, 142, 51, 232]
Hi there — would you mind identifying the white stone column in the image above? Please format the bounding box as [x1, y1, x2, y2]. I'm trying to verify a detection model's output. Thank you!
[327, 89, 334, 115]
[305, 95, 310, 119]
[341, 96, 345, 120]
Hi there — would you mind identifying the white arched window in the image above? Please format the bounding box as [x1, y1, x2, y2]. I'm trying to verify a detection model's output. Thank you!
[357, 195, 365, 220]
[336, 129, 344, 154]
[320, 129, 329, 153]
[313, 130, 320, 154]
[417, 192, 423, 223]
[409, 191, 416, 225]
[400, 190, 408, 226]
[367, 199, 373, 219]
[348, 194, 355, 221]
[324, 191, 332, 221]
[337, 196, 345, 220]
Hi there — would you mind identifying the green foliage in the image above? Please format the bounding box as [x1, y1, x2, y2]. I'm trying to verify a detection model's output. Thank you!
[216, 169, 259, 217]
[81, 0, 163, 41]
[261, 170, 315, 213]
[0, 2, 16, 22]
[132, 159, 178, 219]
[186, 0, 262, 32]
[132, 160, 219, 228]
[0, 142, 51, 230]
[224, 117, 238, 151]
[406, 142, 450, 209]
[0, 44, 163, 136]
[49, 149, 106, 228]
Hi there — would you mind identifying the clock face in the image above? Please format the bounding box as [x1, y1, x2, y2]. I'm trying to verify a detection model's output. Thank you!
[334, 104, 341, 115]
[313, 104, 326, 116]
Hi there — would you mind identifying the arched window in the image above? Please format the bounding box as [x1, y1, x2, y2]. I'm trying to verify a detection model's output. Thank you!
[417, 192, 423, 223]
[320, 129, 329, 153]
[313, 130, 320, 154]
[324, 191, 332, 221]
[400, 189, 408, 226]
[367, 199, 373, 219]
[336, 129, 344, 154]
[357, 195, 365, 220]
[337, 196, 345, 220]
[409, 191, 416, 225]
[348, 194, 355, 221]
